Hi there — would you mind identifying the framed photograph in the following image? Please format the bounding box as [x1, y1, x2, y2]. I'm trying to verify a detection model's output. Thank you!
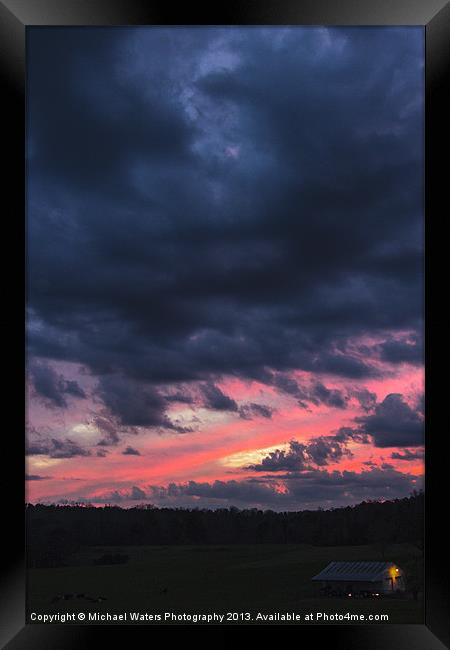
[2, 0, 448, 646]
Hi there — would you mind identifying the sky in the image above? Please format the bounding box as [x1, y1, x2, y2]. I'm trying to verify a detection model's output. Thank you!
[26, 27, 424, 511]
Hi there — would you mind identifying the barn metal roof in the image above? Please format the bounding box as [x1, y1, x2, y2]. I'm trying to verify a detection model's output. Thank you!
[311, 561, 395, 582]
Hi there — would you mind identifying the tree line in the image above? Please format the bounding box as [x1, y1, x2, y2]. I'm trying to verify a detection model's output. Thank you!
[26, 491, 423, 568]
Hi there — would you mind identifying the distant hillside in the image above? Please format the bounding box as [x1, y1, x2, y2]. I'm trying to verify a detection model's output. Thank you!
[26, 492, 423, 568]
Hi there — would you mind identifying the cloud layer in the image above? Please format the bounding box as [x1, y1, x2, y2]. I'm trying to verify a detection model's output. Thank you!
[28, 27, 423, 387]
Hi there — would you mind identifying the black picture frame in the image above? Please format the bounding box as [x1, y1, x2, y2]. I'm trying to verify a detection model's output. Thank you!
[2, 0, 448, 646]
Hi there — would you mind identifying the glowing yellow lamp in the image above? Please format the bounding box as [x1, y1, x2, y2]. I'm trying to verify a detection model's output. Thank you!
[389, 566, 399, 579]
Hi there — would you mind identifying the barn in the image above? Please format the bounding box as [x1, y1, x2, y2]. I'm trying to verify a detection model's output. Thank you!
[312, 561, 406, 597]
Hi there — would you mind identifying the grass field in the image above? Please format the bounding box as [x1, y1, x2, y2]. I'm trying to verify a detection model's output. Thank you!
[27, 543, 423, 624]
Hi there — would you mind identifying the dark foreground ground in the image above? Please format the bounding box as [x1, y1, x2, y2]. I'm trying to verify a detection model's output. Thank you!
[27, 543, 423, 624]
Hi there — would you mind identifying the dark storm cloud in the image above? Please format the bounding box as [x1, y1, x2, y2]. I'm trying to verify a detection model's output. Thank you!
[27, 28, 423, 393]
[27, 438, 91, 458]
[164, 389, 195, 404]
[271, 374, 350, 410]
[284, 466, 421, 506]
[355, 393, 424, 447]
[92, 485, 147, 503]
[63, 380, 87, 399]
[26, 474, 51, 481]
[377, 335, 423, 365]
[93, 415, 121, 447]
[334, 426, 371, 445]
[272, 374, 301, 397]
[122, 446, 141, 456]
[27, 29, 195, 195]
[247, 436, 352, 472]
[95, 375, 191, 432]
[306, 436, 352, 466]
[130, 486, 146, 499]
[29, 361, 86, 408]
[57, 498, 90, 505]
[200, 382, 239, 412]
[200, 385, 275, 420]
[391, 448, 424, 461]
[351, 388, 378, 412]
[303, 382, 348, 409]
[239, 402, 274, 419]
[98, 466, 420, 509]
[150, 479, 282, 505]
[416, 393, 425, 415]
[248, 440, 309, 472]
